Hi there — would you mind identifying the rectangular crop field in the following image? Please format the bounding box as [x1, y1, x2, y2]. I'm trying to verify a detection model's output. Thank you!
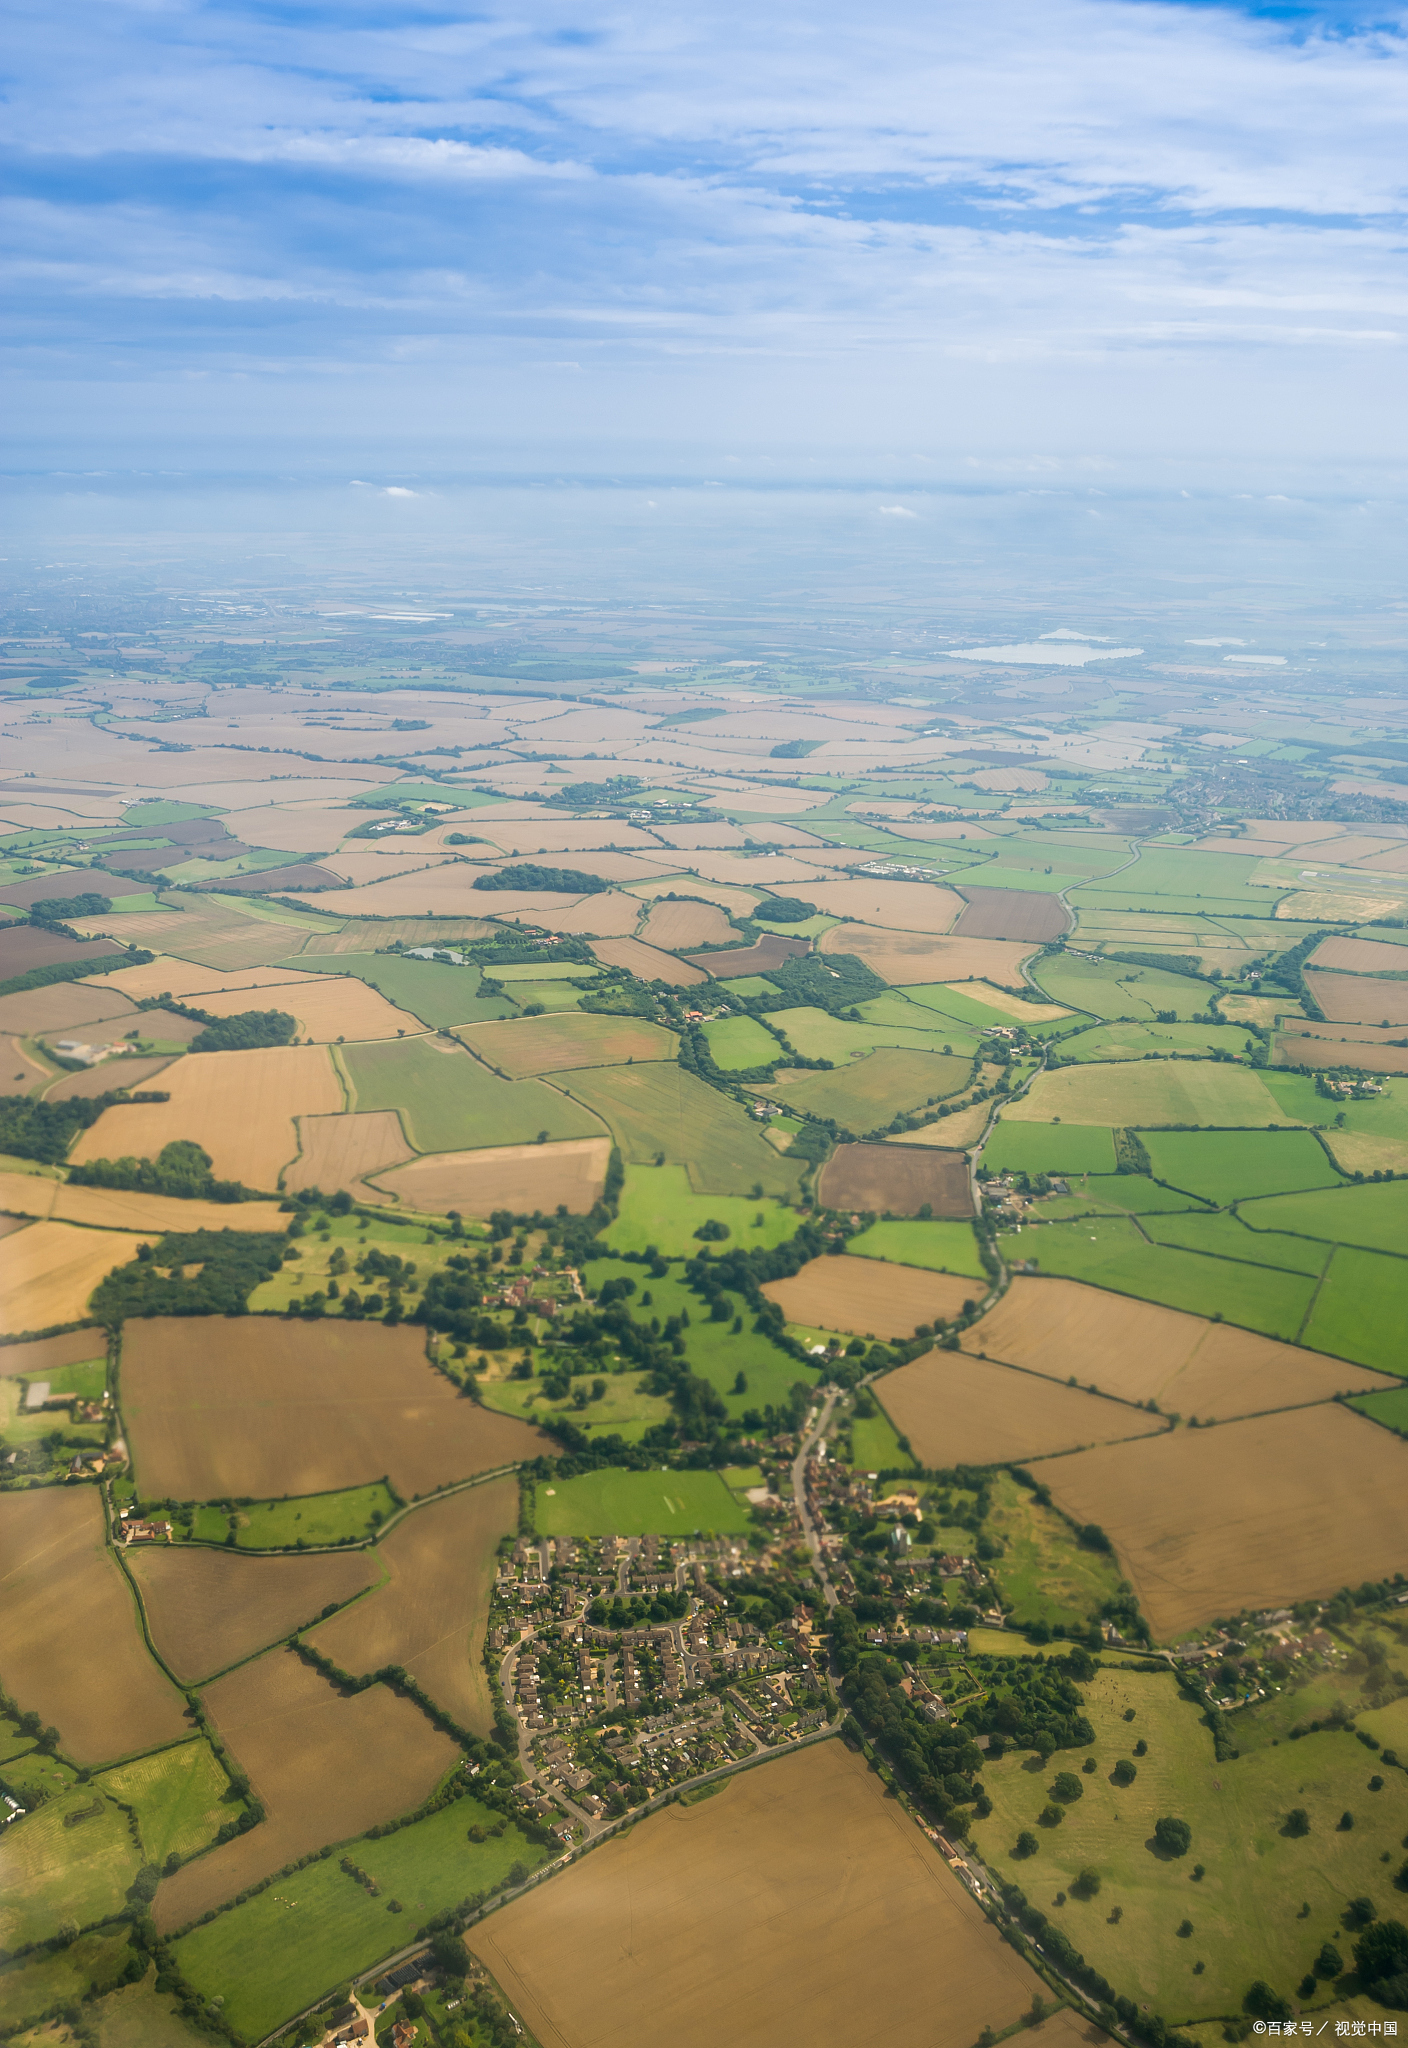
[308, 1477, 516, 1735]
[1239, 1176, 1408, 1255]
[1141, 1209, 1330, 1275]
[188, 975, 420, 1042]
[980, 1122, 1116, 1175]
[1300, 1243, 1408, 1375]
[1038, 1402, 1408, 1638]
[764, 1003, 973, 1063]
[0, 1488, 187, 1764]
[530, 1466, 750, 1536]
[765, 1048, 970, 1127]
[69, 1044, 342, 1187]
[816, 1142, 973, 1216]
[762, 1255, 976, 1339]
[601, 1163, 803, 1257]
[469, 1739, 1045, 2048]
[1, 1219, 148, 1335]
[120, 1318, 549, 1501]
[953, 886, 1069, 940]
[283, 1108, 414, 1200]
[702, 1013, 782, 1069]
[590, 934, 706, 985]
[0, 1784, 141, 1952]
[460, 1011, 676, 1075]
[877, 1351, 1158, 1467]
[127, 1545, 382, 1685]
[638, 897, 734, 948]
[817, 923, 1038, 986]
[1141, 1128, 1341, 1203]
[802, 877, 963, 931]
[288, 950, 513, 1026]
[96, 1738, 233, 1865]
[372, 1136, 611, 1216]
[845, 1218, 986, 1277]
[1002, 1062, 1291, 1128]
[152, 1649, 459, 1932]
[1305, 970, 1408, 1025]
[341, 1036, 604, 1150]
[52, 1184, 289, 1236]
[554, 1061, 801, 1196]
[1008, 1213, 1317, 1338]
[961, 1274, 1391, 1415]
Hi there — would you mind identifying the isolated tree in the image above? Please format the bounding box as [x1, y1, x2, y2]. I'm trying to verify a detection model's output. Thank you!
[1285, 1807, 1311, 1837]
[1348, 1897, 1379, 1929]
[1015, 1831, 1039, 1859]
[1039, 1803, 1065, 1829]
[1112, 1760, 1137, 1787]
[1314, 1943, 1343, 1979]
[1051, 1772, 1084, 1803]
[1154, 1816, 1192, 1857]
[1073, 1867, 1102, 1900]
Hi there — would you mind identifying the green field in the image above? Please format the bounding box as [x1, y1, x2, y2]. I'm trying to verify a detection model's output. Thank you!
[529, 1466, 750, 1535]
[702, 1013, 783, 1070]
[872, 981, 1054, 1031]
[1008, 1214, 1318, 1339]
[555, 1061, 801, 1196]
[600, 1163, 803, 1257]
[981, 1122, 1117, 1176]
[498, 976, 592, 1010]
[983, 1471, 1124, 1632]
[1040, 1174, 1207, 1217]
[1034, 952, 1216, 1021]
[1142, 1128, 1342, 1204]
[1240, 1176, 1408, 1255]
[97, 1739, 233, 1864]
[495, 961, 603, 981]
[0, 1789, 139, 1952]
[478, 1365, 674, 1443]
[342, 1036, 603, 1150]
[767, 1003, 975, 1063]
[187, 1482, 400, 1549]
[849, 1403, 916, 1472]
[173, 1792, 547, 2041]
[1299, 1244, 1408, 1376]
[971, 1663, 1408, 2024]
[845, 1218, 986, 1277]
[581, 1262, 822, 1419]
[1140, 1210, 1331, 1276]
[1349, 1383, 1408, 1432]
[1005, 1060, 1291, 1129]
[765, 1048, 970, 1129]
[0, 1930, 136, 2035]
[1062, 1022, 1253, 1063]
[290, 950, 514, 1026]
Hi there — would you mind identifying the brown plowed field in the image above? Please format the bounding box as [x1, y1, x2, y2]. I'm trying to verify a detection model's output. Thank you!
[470, 1739, 1044, 2048]
[878, 1352, 1160, 1468]
[0, 1489, 187, 1764]
[0, 1029, 58, 1090]
[128, 1546, 381, 1684]
[0, 984, 138, 1036]
[2, 1220, 147, 1336]
[0, 871, 136, 911]
[886, 1101, 993, 1150]
[1309, 935, 1408, 975]
[69, 1043, 341, 1187]
[309, 1478, 515, 1734]
[638, 897, 735, 950]
[121, 1318, 550, 1501]
[681, 933, 808, 979]
[214, 862, 344, 894]
[283, 1108, 414, 1200]
[963, 1275, 1394, 1416]
[1277, 1034, 1408, 1074]
[545, 891, 653, 938]
[0, 1327, 106, 1378]
[373, 1137, 610, 1216]
[817, 1142, 973, 1216]
[1304, 971, 1408, 1026]
[800, 879, 962, 933]
[953, 887, 1070, 942]
[818, 924, 1037, 987]
[298, 917, 495, 955]
[187, 976, 420, 1042]
[1038, 1404, 1408, 1640]
[0, 924, 125, 977]
[461, 1011, 676, 1075]
[86, 959, 329, 1000]
[152, 1650, 458, 1931]
[762, 1257, 975, 1339]
[45, 1055, 175, 1100]
[589, 936, 706, 986]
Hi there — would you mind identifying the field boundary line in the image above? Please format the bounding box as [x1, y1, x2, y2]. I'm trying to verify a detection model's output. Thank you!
[1294, 1240, 1336, 1345]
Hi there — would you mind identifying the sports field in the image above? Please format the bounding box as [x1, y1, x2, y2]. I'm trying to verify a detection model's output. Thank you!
[342, 1035, 603, 1149]
[1012, 1212, 1317, 1338]
[845, 1218, 986, 1276]
[601, 1163, 803, 1255]
[1141, 1127, 1341, 1203]
[462, 1010, 676, 1075]
[765, 1047, 970, 1127]
[1038, 1402, 1408, 1637]
[129, 1544, 381, 1684]
[555, 1060, 802, 1195]
[121, 1318, 547, 1501]
[309, 1477, 515, 1734]
[762, 1255, 976, 1338]
[877, 1350, 1158, 1466]
[1004, 1061, 1292, 1128]
[152, 1650, 459, 1932]
[374, 1135, 611, 1215]
[980, 1121, 1116, 1175]
[0, 1488, 187, 1764]
[470, 1740, 1045, 2048]
[530, 1466, 750, 1536]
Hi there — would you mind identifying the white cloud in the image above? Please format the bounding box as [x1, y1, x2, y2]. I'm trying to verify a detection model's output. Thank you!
[877, 504, 918, 518]
[383, 486, 418, 497]
[1040, 629, 1107, 641]
[1186, 638, 1245, 646]
[949, 642, 1144, 666]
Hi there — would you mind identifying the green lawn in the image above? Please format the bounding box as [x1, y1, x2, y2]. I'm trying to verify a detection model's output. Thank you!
[600, 1163, 803, 1257]
[1300, 1244, 1408, 1376]
[1143, 1129, 1343, 1205]
[173, 1793, 547, 2041]
[702, 1014, 783, 1070]
[555, 1061, 801, 1196]
[342, 1036, 603, 1150]
[1240, 1176, 1408, 1255]
[290, 951, 515, 1027]
[845, 1218, 986, 1278]
[981, 1122, 1117, 1176]
[1349, 1382, 1408, 1433]
[529, 1467, 750, 1535]
[983, 1471, 1124, 1632]
[97, 1739, 233, 1863]
[0, 1789, 139, 1952]
[1141, 1210, 1332, 1277]
[971, 1664, 1408, 2025]
[850, 1402, 916, 1472]
[231, 1482, 400, 1549]
[1008, 1214, 1318, 1339]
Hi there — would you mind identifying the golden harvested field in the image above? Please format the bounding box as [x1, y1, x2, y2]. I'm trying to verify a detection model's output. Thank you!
[121, 1318, 549, 1501]
[373, 1137, 611, 1215]
[83, 958, 329, 1000]
[548, 890, 657, 938]
[153, 1650, 459, 1932]
[1304, 972, 1408, 1025]
[1322, 1129, 1408, 1177]
[1, 1219, 147, 1336]
[46, 1055, 176, 1101]
[961, 1276, 1389, 1415]
[588, 935, 706, 985]
[300, 917, 495, 955]
[291, 869, 579, 919]
[637, 897, 734, 950]
[128, 1546, 382, 1685]
[1308, 934, 1408, 974]
[69, 1043, 342, 1188]
[470, 1739, 1044, 2048]
[802, 879, 962, 932]
[887, 1101, 993, 1150]
[1039, 1404, 1408, 1639]
[762, 1256, 975, 1339]
[943, 982, 1070, 1022]
[2, 1180, 286, 1235]
[0, 1489, 187, 1764]
[283, 1108, 414, 1200]
[1277, 1033, 1408, 1073]
[816, 1142, 973, 1216]
[880, 1351, 1159, 1466]
[461, 1011, 675, 1075]
[1002, 1061, 1290, 1127]
[818, 924, 1036, 986]
[186, 976, 421, 1042]
[309, 1478, 515, 1734]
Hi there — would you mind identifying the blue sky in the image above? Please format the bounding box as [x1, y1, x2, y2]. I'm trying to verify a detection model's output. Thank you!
[4, 0, 1407, 479]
